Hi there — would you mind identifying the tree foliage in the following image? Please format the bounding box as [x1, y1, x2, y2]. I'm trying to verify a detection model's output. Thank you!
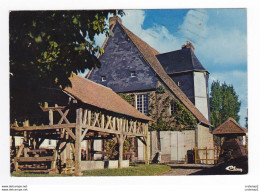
[210, 81, 241, 128]
[10, 10, 124, 123]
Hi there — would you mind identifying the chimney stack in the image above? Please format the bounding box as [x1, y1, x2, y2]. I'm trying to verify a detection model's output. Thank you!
[181, 41, 195, 51]
[109, 15, 122, 27]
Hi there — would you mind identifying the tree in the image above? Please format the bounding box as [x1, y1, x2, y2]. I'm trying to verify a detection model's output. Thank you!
[210, 81, 241, 128]
[10, 10, 124, 123]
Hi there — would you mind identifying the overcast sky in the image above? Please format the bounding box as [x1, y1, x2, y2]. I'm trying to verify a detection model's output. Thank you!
[93, 9, 247, 128]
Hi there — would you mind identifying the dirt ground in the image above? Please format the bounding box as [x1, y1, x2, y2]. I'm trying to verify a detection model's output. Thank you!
[160, 164, 215, 176]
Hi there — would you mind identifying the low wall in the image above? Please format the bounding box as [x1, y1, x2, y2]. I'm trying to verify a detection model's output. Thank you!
[81, 160, 129, 171]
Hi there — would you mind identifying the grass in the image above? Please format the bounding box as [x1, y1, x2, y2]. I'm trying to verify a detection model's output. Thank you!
[11, 164, 171, 177]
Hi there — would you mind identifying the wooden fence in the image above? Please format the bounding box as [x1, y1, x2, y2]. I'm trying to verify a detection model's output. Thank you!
[194, 145, 248, 165]
[194, 147, 221, 164]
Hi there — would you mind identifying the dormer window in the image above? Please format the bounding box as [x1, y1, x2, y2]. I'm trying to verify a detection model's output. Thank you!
[131, 71, 136, 77]
[101, 76, 106, 82]
[177, 81, 181, 87]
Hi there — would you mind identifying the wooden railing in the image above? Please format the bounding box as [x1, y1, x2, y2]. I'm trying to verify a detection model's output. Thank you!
[194, 147, 221, 164]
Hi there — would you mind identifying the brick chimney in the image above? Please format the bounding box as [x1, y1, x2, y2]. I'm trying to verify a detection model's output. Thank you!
[181, 41, 195, 51]
[109, 15, 122, 26]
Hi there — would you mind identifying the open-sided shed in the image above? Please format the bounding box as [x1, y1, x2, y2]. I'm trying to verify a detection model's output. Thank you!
[10, 75, 151, 175]
[213, 117, 247, 137]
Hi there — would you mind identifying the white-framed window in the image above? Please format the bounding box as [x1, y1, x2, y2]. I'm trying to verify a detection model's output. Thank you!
[169, 101, 175, 116]
[130, 71, 136, 77]
[177, 81, 181, 87]
[135, 94, 149, 115]
[101, 76, 106, 82]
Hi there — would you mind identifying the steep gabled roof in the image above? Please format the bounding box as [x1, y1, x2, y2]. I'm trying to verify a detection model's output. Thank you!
[156, 48, 208, 74]
[64, 75, 151, 121]
[118, 23, 210, 126]
[213, 118, 247, 136]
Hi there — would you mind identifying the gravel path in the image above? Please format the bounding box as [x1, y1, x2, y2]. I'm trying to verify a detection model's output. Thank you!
[160, 164, 215, 176]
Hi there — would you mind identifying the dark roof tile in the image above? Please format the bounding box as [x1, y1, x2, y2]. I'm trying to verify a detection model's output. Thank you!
[156, 48, 207, 74]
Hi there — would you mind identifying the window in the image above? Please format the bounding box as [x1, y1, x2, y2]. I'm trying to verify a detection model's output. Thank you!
[101, 76, 106, 82]
[169, 101, 175, 116]
[136, 94, 149, 115]
[130, 71, 136, 77]
[49, 139, 52, 145]
[177, 81, 181, 87]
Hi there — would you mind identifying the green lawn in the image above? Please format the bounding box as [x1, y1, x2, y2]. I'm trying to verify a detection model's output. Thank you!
[11, 164, 170, 177]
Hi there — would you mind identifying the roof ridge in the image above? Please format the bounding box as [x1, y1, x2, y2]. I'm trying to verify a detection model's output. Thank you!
[75, 74, 113, 91]
[213, 117, 247, 135]
[85, 23, 117, 79]
[119, 23, 160, 55]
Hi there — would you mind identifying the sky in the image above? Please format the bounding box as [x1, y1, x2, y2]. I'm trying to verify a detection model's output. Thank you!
[93, 9, 247, 128]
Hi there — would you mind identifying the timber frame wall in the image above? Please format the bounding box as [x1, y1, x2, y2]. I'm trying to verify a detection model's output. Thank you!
[10, 102, 149, 175]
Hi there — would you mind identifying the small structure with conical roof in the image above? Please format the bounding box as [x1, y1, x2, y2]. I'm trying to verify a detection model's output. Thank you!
[213, 117, 247, 137]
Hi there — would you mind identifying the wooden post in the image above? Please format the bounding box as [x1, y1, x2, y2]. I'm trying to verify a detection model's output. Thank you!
[49, 109, 53, 125]
[118, 118, 123, 168]
[194, 147, 197, 164]
[51, 150, 58, 170]
[11, 136, 16, 156]
[205, 147, 208, 164]
[23, 131, 29, 157]
[144, 123, 149, 165]
[118, 134, 123, 168]
[144, 137, 148, 165]
[101, 114, 105, 129]
[74, 108, 83, 176]
[66, 142, 71, 171]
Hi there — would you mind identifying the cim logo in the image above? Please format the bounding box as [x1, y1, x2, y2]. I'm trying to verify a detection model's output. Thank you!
[225, 165, 243, 172]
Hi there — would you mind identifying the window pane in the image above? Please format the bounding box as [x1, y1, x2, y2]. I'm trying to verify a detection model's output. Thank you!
[170, 102, 174, 115]
[143, 94, 149, 115]
[136, 94, 142, 112]
[136, 94, 149, 115]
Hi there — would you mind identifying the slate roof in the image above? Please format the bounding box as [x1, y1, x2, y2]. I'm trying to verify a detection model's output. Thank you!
[213, 118, 247, 136]
[156, 48, 208, 74]
[64, 74, 151, 121]
[118, 22, 210, 126]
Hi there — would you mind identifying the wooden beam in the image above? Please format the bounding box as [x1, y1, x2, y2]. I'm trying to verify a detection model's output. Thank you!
[74, 108, 83, 176]
[11, 123, 76, 131]
[118, 134, 123, 168]
[101, 114, 105, 129]
[105, 116, 112, 129]
[81, 128, 89, 142]
[118, 118, 124, 169]
[112, 117, 116, 130]
[49, 109, 53, 125]
[83, 109, 88, 125]
[41, 105, 66, 112]
[88, 110, 91, 126]
[57, 109, 70, 124]
[65, 128, 76, 140]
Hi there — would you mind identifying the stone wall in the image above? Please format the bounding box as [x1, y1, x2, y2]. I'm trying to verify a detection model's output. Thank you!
[197, 124, 214, 164]
[81, 160, 129, 171]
